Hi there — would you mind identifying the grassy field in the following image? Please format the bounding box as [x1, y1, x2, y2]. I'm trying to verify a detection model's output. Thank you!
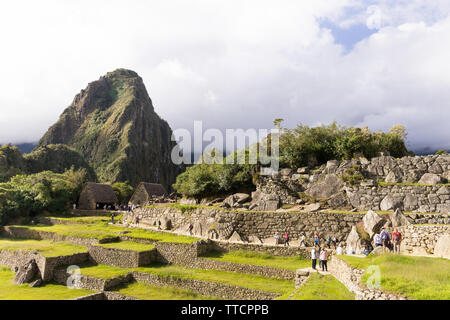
[97, 241, 155, 252]
[134, 263, 293, 295]
[277, 272, 355, 300]
[112, 281, 220, 300]
[200, 250, 310, 271]
[12, 221, 199, 244]
[67, 263, 131, 279]
[339, 254, 450, 300]
[0, 266, 94, 300]
[0, 238, 87, 257]
[73, 262, 293, 295]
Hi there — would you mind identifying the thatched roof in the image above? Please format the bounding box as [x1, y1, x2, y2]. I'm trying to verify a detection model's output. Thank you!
[83, 182, 118, 203]
[139, 182, 167, 196]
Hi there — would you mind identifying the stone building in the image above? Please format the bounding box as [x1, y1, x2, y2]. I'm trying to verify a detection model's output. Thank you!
[78, 182, 118, 210]
[129, 182, 167, 205]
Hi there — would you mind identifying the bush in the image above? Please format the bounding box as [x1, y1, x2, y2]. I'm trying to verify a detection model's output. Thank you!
[436, 150, 448, 155]
[0, 168, 87, 225]
[112, 182, 134, 204]
[278, 122, 409, 168]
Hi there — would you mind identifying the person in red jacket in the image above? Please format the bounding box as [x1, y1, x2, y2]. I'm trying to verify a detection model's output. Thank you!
[284, 232, 290, 247]
[392, 229, 402, 254]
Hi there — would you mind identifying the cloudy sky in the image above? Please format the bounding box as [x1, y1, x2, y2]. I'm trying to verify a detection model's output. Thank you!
[0, 0, 449, 152]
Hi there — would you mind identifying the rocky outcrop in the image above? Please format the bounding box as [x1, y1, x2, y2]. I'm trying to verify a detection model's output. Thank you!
[434, 234, 450, 259]
[14, 259, 39, 285]
[305, 174, 343, 199]
[362, 210, 383, 238]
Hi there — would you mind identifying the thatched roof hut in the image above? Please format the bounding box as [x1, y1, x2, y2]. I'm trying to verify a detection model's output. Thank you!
[78, 182, 118, 210]
[130, 182, 167, 205]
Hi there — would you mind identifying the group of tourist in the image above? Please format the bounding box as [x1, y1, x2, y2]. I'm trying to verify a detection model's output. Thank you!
[373, 227, 402, 254]
[311, 245, 329, 272]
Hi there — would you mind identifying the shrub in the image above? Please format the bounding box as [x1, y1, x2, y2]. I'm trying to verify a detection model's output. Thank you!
[0, 168, 87, 225]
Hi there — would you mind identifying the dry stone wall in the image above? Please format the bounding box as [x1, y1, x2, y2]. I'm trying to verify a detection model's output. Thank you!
[329, 257, 407, 300]
[125, 207, 364, 244]
[347, 184, 450, 214]
[399, 225, 450, 256]
[87, 245, 156, 268]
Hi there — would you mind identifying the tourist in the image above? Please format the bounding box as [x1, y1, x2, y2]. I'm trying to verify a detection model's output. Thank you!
[274, 232, 280, 245]
[135, 216, 140, 225]
[336, 244, 343, 255]
[374, 232, 382, 247]
[392, 228, 402, 254]
[110, 213, 115, 224]
[300, 234, 306, 247]
[311, 246, 318, 270]
[188, 223, 194, 235]
[320, 249, 328, 272]
[380, 227, 391, 250]
[332, 236, 338, 249]
[73, 203, 76, 210]
[157, 220, 161, 230]
[327, 236, 332, 249]
[314, 233, 319, 246]
[284, 232, 290, 247]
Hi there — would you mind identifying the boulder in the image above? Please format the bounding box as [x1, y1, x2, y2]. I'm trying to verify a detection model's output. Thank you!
[305, 174, 343, 199]
[418, 173, 442, 185]
[434, 234, 450, 259]
[390, 209, 410, 228]
[14, 259, 38, 285]
[404, 194, 419, 211]
[362, 210, 384, 238]
[180, 197, 198, 205]
[385, 171, 401, 183]
[380, 195, 403, 211]
[441, 170, 450, 182]
[223, 195, 235, 207]
[280, 168, 293, 176]
[437, 186, 450, 195]
[428, 162, 443, 174]
[297, 167, 309, 174]
[303, 203, 321, 212]
[326, 192, 348, 208]
[160, 218, 172, 230]
[369, 246, 386, 256]
[228, 231, 244, 242]
[346, 226, 362, 254]
[234, 193, 250, 204]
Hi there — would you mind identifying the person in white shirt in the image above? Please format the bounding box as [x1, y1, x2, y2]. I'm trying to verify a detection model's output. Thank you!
[311, 246, 318, 270]
[336, 244, 343, 255]
[374, 233, 382, 247]
[274, 232, 280, 245]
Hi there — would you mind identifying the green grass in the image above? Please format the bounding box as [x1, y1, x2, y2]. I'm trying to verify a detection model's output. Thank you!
[200, 250, 310, 271]
[134, 263, 293, 295]
[12, 221, 199, 244]
[50, 216, 114, 223]
[339, 254, 450, 300]
[277, 272, 355, 300]
[112, 281, 220, 300]
[0, 238, 87, 257]
[65, 262, 293, 295]
[68, 263, 131, 280]
[97, 241, 155, 252]
[0, 266, 94, 300]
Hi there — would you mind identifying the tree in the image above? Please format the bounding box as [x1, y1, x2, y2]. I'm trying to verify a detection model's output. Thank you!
[273, 118, 284, 132]
[112, 182, 134, 204]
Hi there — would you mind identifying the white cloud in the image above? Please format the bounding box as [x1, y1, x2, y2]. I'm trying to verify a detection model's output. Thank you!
[0, 0, 449, 152]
